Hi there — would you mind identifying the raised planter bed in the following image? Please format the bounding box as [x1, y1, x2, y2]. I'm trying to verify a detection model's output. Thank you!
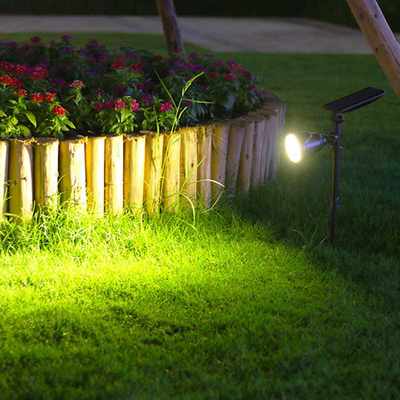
[0, 95, 285, 220]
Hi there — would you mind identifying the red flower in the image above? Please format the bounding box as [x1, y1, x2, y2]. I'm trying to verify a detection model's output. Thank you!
[94, 102, 104, 112]
[130, 99, 140, 112]
[52, 105, 66, 117]
[0, 61, 14, 73]
[159, 101, 173, 113]
[44, 92, 57, 102]
[111, 58, 125, 70]
[130, 63, 143, 73]
[224, 73, 235, 82]
[0, 75, 17, 87]
[70, 80, 84, 89]
[31, 92, 45, 103]
[17, 88, 27, 97]
[30, 36, 41, 44]
[114, 99, 125, 110]
[207, 71, 219, 79]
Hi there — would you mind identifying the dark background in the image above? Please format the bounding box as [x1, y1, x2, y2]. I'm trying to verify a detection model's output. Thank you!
[1, 1, 399, 32]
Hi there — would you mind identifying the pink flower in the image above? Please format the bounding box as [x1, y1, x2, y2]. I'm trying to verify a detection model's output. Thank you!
[14, 64, 28, 75]
[30, 66, 48, 80]
[130, 99, 140, 112]
[70, 80, 84, 89]
[159, 101, 173, 113]
[141, 94, 153, 107]
[114, 99, 125, 110]
[30, 36, 41, 44]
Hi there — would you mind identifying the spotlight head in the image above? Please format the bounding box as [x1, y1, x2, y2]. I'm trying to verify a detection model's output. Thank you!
[284, 132, 328, 163]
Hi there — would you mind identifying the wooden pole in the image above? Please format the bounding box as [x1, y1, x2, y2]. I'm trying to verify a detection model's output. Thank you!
[238, 122, 255, 193]
[86, 136, 105, 216]
[156, 0, 185, 56]
[211, 123, 230, 202]
[197, 125, 212, 208]
[8, 139, 34, 221]
[59, 138, 87, 209]
[225, 122, 246, 194]
[251, 118, 265, 189]
[105, 135, 124, 215]
[163, 132, 181, 212]
[180, 127, 198, 205]
[0, 141, 9, 220]
[34, 138, 59, 210]
[144, 133, 164, 215]
[347, 0, 400, 95]
[124, 135, 146, 212]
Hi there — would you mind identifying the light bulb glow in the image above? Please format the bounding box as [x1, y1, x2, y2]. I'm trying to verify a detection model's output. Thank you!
[285, 133, 303, 163]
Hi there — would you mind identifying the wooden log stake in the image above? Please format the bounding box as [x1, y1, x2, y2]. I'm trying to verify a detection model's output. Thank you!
[225, 122, 246, 194]
[211, 123, 230, 202]
[251, 118, 266, 189]
[144, 133, 164, 215]
[34, 138, 59, 210]
[347, 0, 400, 96]
[105, 135, 124, 215]
[180, 127, 198, 205]
[0, 141, 9, 220]
[86, 136, 105, 217]
[197, 125, 212, 208]
[8, 139, 34, 221]
[163, 132, 181, 212]
[238, 122, 255, 193]
[156, 0, 185, 56]
[59, 138, 87, 209]
[264, 115, 278, 182]
[123, 135, 146, 212]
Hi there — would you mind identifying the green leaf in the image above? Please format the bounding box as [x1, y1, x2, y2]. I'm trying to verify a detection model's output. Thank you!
[25, 112, 37, 128]
[19, 125, 31, 137]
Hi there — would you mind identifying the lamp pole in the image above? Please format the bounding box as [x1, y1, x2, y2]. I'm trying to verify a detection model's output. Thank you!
[329, 113, 344, 243]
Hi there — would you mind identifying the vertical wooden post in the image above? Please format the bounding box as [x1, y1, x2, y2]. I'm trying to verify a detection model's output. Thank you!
[144, 133, 164, 215]
[225, 122, 246, 194]
[197, 125, 212, 208]
[124, 135, 146, 212]
[163, 132, 181, 212]
[347, 0, 400, 96]
[105, 135, 124, 215]
[34, 138, 59, 210]
[86, 136, 105, 216]
[251, 118, 265, 189]
[59, 138, 87, 209]
[0, 141, 9, 220]
[156, 0, 185, 56]
[180, 127, 198, 205]
[8, 139, 34, 221]
[211, 123, 230, 202]
[238, 122, 255, 193]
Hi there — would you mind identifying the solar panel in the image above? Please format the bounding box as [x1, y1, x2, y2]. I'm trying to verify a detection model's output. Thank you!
[324, 87, 384, 114]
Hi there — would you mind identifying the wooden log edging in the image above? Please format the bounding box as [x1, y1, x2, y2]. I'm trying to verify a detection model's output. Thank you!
[0, 99, 285, 220]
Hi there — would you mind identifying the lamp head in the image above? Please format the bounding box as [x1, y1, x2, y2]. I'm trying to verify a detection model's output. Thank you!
[284, 132, 328, 163]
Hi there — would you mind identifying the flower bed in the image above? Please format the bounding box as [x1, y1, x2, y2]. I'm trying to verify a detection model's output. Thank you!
[0, 36, 285, 219]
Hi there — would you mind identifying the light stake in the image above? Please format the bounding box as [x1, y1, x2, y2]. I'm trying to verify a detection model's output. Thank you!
[284, 87, 385, 244]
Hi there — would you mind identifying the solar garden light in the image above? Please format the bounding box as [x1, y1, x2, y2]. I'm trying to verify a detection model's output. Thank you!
[284, 87, 385, 244]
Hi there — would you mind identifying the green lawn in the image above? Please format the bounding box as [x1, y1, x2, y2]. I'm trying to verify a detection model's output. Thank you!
[0, 34, 400, 399]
